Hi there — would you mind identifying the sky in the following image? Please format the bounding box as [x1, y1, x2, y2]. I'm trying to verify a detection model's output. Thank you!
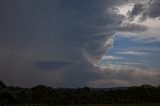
[0, 0, 160, 87]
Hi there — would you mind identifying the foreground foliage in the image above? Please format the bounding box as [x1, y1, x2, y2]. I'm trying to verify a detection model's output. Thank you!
[0, 81, 160, 105]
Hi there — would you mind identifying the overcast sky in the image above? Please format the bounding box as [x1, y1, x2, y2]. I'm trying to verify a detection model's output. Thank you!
[0, 0, 160, 87]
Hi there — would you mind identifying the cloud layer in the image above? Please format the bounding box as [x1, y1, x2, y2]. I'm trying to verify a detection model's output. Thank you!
[128, 0, 160, 22]
[0, 0, 159, 87]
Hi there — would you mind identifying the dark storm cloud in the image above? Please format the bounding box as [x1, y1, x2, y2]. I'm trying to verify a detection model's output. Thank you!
[128, 3, 145, 21]
[0, 0, 150, 87]
[128, 0, 160, 22]
[61, 63, 101, 87]
[114, 23, 147, 32]
[35, 61, 75, 71]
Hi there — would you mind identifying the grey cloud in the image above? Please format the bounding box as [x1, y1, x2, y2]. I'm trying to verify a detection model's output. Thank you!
[128, 0, 160, 22]
[146, 0, 160, 18]
[0, 0, 152, 87]
[89, 67, 160, 87]
[61, 63, 101, 87]
[35, 61, 75, 71]
[128, 3, 144, 21]
[114, 23, 148, 32]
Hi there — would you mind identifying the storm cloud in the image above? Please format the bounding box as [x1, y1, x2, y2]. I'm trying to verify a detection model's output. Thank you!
[128, 0, 160, 22]
[0, 0, 158, 87]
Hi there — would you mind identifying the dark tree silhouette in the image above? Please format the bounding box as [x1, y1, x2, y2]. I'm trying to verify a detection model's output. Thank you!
[0, 81, 159, 105]
[0, 81, 6, 89]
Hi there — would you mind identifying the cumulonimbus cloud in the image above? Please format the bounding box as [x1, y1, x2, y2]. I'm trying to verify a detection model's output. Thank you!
[0, 0, 153, 87]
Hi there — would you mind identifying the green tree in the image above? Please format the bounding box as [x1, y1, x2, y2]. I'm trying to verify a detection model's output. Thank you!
[0, 81, 6, 89]
[31, 85, 53, 104]
[0, 92, 15, 105]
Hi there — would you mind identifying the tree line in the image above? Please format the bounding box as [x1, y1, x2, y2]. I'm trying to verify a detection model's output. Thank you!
[0, 81, 160, 105]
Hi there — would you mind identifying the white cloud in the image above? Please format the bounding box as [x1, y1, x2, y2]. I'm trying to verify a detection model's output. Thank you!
[116, 1, 160, 42]
[101, 55, 122, 61]
[116, 3, 134, 16]
[89, 64, 160, 87]
[121, 62, 146, 66]
[118, 51, 147, 55]
[104, 35, 115, 50]
[99, 64, 139, 71]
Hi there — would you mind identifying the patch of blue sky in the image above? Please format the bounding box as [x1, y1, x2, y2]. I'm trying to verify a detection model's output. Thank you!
[102, 34, 160, 69]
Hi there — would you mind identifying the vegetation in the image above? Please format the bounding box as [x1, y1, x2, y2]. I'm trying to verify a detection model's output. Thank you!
[0, 81, 160, 105]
